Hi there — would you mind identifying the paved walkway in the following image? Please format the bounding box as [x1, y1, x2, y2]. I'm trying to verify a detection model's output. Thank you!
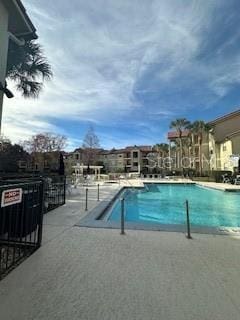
[0, 184, 240, 320]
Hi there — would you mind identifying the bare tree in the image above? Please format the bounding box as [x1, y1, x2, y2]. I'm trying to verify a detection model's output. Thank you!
[22, 132, 67, 153]
[82, 127, 100, 165]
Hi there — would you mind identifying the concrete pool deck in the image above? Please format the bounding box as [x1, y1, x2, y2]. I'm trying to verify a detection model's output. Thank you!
[115, 178, 240, 192]
[119, 178, 240, 192]
[196, 181, 240, 191]
[0, 182, 240, 320]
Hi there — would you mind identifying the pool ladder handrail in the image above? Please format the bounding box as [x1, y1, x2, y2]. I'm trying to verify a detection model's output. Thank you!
[185, 200, 192, 239]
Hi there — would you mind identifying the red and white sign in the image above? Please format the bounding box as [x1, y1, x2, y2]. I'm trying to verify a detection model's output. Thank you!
[1, 188, 23, 208]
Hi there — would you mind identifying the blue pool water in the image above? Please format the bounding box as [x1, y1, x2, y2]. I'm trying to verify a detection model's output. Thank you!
[108, 184, 240, 228]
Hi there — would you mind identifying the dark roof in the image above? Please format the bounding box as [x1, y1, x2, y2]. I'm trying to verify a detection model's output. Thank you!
[125, 145, 153, 152]
[3, 0, 37, 39]
[167, 130, 190, 139]
[99, 149, 126, 155]
[98, 146, 154, 155]
[73, 148, 83, 153]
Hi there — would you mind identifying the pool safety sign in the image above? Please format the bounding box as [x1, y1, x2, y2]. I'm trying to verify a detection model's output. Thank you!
[1, 188, 23, 208]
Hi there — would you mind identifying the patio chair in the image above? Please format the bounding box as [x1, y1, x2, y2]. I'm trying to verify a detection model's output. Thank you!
[222, 174, 231, 183]
[234, 175, 240, 185]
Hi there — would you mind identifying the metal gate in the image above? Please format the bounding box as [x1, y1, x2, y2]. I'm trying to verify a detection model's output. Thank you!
[0, 180, 44, 280]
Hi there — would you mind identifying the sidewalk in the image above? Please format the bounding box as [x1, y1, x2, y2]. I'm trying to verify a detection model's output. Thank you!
[0, 184, 240, 320]
[42, 184, 121, 244]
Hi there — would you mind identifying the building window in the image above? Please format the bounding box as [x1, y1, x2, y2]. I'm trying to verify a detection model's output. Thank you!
[133, 152, 138, 158]
[133, 162, 138, 167]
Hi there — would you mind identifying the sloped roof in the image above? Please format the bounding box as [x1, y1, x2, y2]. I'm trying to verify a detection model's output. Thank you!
[3, 0, 37, 39]
[125, 145, 153, 151]
[208, 109, 240, 126]
[167, 130, 190, 139]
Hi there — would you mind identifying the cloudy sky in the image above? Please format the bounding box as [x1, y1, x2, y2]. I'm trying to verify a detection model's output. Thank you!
[2, 0, 240, 150]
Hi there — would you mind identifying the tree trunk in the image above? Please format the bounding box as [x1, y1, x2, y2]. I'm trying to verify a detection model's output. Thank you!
[179, 137, 183, 175]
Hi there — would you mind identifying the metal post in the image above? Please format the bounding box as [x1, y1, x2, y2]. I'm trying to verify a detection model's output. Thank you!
[85, 188, 88, 211]
[63, 176, 66, 205]
[97, 184, 100, 201]
[37, 181, 45, 248]
[185, 200, 192, 239]
[120, 198, 125, 235]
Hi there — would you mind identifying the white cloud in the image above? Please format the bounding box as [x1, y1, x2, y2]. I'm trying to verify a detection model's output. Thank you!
[2, 0, 240, 148]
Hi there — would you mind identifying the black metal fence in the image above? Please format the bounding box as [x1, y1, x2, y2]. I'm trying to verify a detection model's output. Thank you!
[0, 180, 44, 280]
[44, 176, 66, 212]
[0, 175, 66, 214]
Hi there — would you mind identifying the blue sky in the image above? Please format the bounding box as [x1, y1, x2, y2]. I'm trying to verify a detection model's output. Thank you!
[3, 0, 240, 150]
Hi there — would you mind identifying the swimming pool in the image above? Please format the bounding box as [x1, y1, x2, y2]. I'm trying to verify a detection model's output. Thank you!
[107, 184, 240, 228]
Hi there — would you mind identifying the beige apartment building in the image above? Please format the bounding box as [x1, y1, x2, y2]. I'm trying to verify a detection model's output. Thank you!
[168, 130, 209, 174]
[0, 0, 37, 132]
[99, 149, 126, 173]
[67, 145, 157, 174]
[98, 146, 158, 173]
[124, 146, 155, 173]
[208, 110, 240, 172]
[168, 109, 240, 174]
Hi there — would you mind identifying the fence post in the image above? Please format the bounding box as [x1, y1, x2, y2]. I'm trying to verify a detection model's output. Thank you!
[37, 181, 45, 248]
[97, 184, 100, 201]
[85, 188, 88, 211]
[185, 200, 192, 239]
[120, 198, 125, 235]
[63, 176, 66, 205]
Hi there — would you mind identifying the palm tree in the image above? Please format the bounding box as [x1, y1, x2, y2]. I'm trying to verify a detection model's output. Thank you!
[154, 143, 169, 171]
[6, 40, 52, 98]
[181, 135, 193, 171]
[188, 121, 210, 176]
[154, 143, 169, 156]
[170, 118, 190, 173]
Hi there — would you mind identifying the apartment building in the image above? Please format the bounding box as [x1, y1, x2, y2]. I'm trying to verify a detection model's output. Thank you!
[208, 110, 240, 172]
[99, 149, 126, 173]
[66, 145, 157, 174]
[124, 146, 155, 173]
[168, 110, 240, 174]
[17, 152, 61, 173]
[168, 130, 209, 173]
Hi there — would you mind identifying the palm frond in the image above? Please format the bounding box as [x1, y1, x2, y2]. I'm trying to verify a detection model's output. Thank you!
[6, 40, 52, 98]
[16, 77, 42, 98]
